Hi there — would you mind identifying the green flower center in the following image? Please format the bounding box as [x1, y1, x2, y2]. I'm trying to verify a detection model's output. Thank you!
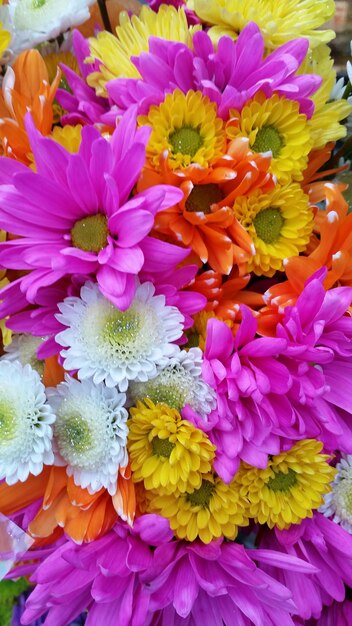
[57, 414, 92, 453]
[185, 183, 224, 214]
[268, 468, 297, 492]
[253, 207, 284, 244]
[71, 214, 108, 253]
[169, 126, 203, 157]
[252, 125, 283, 158]
[103, 310, 141, 344]
[32, 0, 46, 7]
[142, 383, 185, 411]
[151, 436, 175, 458]
[334, 479, 352, 516]
[0, 403, 16, 442]
[187, 479, 215, 508]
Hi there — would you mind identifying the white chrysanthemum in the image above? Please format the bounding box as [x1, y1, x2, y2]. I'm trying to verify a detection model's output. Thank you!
[56, 281, 184, 391]
[3, 334, 46, 377]
[0, 360, 55, 485]
[0, 0, 94, 55]
[48, 376, 129, 495]
[320, 454, 352, 533]
[128, 347, 216, 419]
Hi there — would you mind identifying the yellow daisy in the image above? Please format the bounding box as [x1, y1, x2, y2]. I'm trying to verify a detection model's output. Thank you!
[50, 125, 83, 153]
[233, 183, 313, 276]
[148, 471, 249, 543]
[188, 0, 335, 50]
[226, 93, 312, 184]
[139, 89, 226, 171]
[87, 6, 199, 97]
[128, 399, 215, 494]
[235, 439, 336, 529]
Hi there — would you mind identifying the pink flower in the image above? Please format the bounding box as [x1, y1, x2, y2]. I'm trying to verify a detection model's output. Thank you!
[0, 109, 186, 311]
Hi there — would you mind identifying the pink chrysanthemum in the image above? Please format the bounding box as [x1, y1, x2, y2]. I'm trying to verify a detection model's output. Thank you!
[0, 109, 185, 311]
[108, 23, 321, 119]
[259, 512, 352, 622]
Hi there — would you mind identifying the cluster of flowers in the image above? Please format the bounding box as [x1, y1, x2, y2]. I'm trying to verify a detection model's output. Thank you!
[1, 0, 352, 624]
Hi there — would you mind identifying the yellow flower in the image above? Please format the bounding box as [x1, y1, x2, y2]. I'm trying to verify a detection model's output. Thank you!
[50, 125, 83, 153]
[43, 51, 80, 85]
[189, 0, 335, 50]
[128, 399, 215, 494]
[0, 277, 10, 346]
[88, 6, 199, 97]
[139, 89, 226, 171]
[148, 472, 249, 543]
[233, 183, 313, 276]
[226, 93, 312, 184]
[236, 439, 336, 529]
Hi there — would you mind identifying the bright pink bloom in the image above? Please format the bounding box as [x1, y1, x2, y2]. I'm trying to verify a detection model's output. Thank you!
[108, 23, 321, 119]
[0, 109, 186, 311]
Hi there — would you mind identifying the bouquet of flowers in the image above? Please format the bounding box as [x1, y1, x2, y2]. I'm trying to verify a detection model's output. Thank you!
[1, 0, 352, 624]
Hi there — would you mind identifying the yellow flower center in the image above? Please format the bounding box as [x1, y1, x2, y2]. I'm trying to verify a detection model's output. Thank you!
[187, 479, 215, 507]
[335, 479, 352, 516]
[151, 436, 175, 458]
[253, 207, 284, 244]
[252, 125, 283, 158]
[169, 126, 203, 158]
[71, 214, 108, 253]
[268, 468, 297, 492]
[185, 184, 224, 214]
[57, 414, 92, 454]
[103, 310, 141, 343]
[0, 402, 15, 441]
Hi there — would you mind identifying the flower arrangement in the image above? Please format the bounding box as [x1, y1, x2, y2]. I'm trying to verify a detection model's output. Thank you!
[1, 1, 352, 624]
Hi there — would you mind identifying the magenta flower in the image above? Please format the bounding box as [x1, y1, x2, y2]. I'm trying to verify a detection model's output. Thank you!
[297, 599, 352, 625]
[258, 513, 352, 621]
[108, 23, 321, 119]
[145, 0, 200, 24]
[0, 109, 186, 311]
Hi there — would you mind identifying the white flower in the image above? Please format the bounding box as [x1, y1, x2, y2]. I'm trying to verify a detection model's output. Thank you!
[48, 376, 129, 495]
[128, 347, 216, 419]
[330, 76, 347, 101]
[56, 281, 184, 391]
[320, 454, 352, 533]
[0, 359, 55, 485]
[0, 0, 94, 56]
[3, 334, 46, 377]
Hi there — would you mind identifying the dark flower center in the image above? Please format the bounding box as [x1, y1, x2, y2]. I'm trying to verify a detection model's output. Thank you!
[253, 207, 284, 244]
[185, 184, 224, 214]
[169, 126, 203, 157]
[151, 436, 175, 458]
[71, 214, 108, 253]
[268, 468, 297, 492]
[187, 479, 215, 507]
[252, 125, 283, 158]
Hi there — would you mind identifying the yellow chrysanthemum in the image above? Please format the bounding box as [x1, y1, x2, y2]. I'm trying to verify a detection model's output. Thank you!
[87, 6, 199, 97]
[235, 439, 336, 529]
[301, 45, 352, 149]
[139, 89, 226, 171]
[128, 399, 215, 494]
[189, 0, 335, 50]
[148, 472, 249, 543]
[50, 125, 83, 153]
[233, 183, 313, 276]
[226, 93, 312, 184]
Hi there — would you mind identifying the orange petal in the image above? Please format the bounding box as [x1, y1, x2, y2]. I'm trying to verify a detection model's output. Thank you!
[43, 356, 66, 387]
[0, 468, 50, 515]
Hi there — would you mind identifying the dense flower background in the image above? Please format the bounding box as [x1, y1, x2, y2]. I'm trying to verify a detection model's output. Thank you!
[1, 0, 352, 624]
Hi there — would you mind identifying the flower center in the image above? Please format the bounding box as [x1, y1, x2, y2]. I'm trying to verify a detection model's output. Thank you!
[185, 184, 224, 214]
[103, 310, 142, 344]
[187, 479, 215, 507]
[71, 214, 108, 253]
[334, 479, 352, 517]
[253, 207, 284, 244]
[0, 402, 16, 442]
[169, 126, 203, 157]
[57, 414, 92, 454]
[32, 0, 46, 6]
[268, 467, 297, 492]
[252, 125, 283, 158]
[151, 436, 175, 458]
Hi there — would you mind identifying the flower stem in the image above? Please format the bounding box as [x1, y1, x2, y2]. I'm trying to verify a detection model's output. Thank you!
[97, 0, 113, 32]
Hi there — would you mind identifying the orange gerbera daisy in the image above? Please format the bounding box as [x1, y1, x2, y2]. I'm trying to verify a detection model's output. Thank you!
[0, 49, 61, 164]
[138, 137, 274, 274]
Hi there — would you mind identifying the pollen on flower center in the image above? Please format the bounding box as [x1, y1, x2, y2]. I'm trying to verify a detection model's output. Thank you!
[71, 214, 108, 253]
[252, 125, 283, 157]
[185, 184, 224, 214]
[169, 126, 203, 157]
[253, 207, 284, 244]
[57, 413, 93, 454]
[0, 402, 16, 441]
[187, 479, 215, 507]
[151, 436, 175, 458]
[334, 479, 352, 516]
[267, 468, 298, 492]
[103, 310, 141, 344]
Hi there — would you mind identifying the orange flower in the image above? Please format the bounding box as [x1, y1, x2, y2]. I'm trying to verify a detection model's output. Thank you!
[138, 137, 274, 275]
[0, 49, 61, 164]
